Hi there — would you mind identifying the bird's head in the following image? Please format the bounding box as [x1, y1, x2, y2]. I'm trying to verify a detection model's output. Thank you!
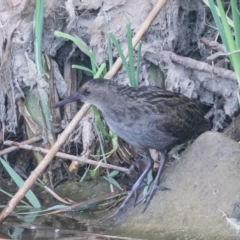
[54, 78, 113, 108]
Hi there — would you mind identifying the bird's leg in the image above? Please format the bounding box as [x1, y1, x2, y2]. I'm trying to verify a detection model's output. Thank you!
[141, 151, 168, 213]
[109, 153, 153, 218]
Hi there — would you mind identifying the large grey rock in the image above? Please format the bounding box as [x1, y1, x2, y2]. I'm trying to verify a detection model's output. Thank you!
[111, 132, 240, 239]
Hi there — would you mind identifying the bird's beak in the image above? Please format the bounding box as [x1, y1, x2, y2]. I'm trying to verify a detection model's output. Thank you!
[53, 93, 80, 108]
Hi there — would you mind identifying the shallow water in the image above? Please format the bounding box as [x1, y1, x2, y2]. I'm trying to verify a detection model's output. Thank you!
[0, 212, 129, 240]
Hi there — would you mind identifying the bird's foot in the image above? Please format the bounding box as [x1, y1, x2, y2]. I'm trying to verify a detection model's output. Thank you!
[138, 151, 168, 213]
[108, 157, 153, 219]
[108, 188, 138, 219]
[139, 183, 170, 213]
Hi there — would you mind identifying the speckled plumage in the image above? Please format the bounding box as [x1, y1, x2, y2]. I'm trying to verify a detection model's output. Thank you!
[54, 78, 211, 215]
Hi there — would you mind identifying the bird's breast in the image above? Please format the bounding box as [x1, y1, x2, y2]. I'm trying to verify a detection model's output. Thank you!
[101, 108, 178, 150]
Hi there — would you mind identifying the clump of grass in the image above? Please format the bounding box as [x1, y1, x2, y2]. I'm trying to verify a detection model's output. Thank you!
[108, 23, 142, 87]
[206, 0, 240, 100]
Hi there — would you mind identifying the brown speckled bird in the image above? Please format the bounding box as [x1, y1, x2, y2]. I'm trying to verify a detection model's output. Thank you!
[54, 78, 211, 215]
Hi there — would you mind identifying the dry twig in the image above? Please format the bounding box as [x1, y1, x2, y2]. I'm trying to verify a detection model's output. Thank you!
[0, 136, 42, 157]
[169, 52, 237, 81]
[4, 140, 128, 172]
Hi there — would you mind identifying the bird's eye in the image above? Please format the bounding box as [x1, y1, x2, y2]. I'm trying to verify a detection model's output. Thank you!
[84, 88, 91, 95]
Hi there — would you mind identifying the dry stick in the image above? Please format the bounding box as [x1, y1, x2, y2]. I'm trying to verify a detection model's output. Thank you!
[0, 136, 42, 157]
[4, 140, 128, 172]
[0, 0, 168, 223]
[169, 52, 237, 81]
[201, 37, 225, 52]
[144, 50, 237, 81]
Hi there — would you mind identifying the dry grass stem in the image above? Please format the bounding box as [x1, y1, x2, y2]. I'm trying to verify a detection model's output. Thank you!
[0, 136, 42, 157]
[4, 140, 128, 173]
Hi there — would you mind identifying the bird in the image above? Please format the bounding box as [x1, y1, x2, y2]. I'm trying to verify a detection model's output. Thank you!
[54, 78, 211, 216]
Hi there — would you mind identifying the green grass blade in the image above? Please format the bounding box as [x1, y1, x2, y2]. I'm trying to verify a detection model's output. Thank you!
[230, 0, 240, 84]
[95, 63, 107, 78]
[94, 123, 119, 192]
[17, 205, 67, 214]
[54, 31, 90, 56]
[108, 170, 119, 178]
[110, 132, 119, 155]
[72, 65, 94, 74]
[216, 0, 236, 53]
[216, 0, 240, 82]
[80, 166, 90, 183]
[0, 158, 41, 208]
[127, 23, 136, 86]
[54, 31, 99, 81]
[108, 32, 132, 81]
[34, 0, 44, 75]
[0, 188, 30, 206]
[204, 0, 234, 26]
[231, 0, 240, 49]
[103, 14, 113, 69]
[107, 32, 114, 68]
[94, 123, 107, 161]
[143, 170, 153, 197]
[208, 0, 229, 50]
[89, 51, 97, 75]
[136, 41, 142, 86]
[103, 176, 123, 190]
[92, 105, 112, 139]
[34, 0, 54, 136]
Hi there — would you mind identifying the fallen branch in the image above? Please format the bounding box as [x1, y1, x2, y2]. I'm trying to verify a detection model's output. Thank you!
[169, 52, 237, 81]
[0, 136, 42, 157]
[201, 37, 225, 52]
[4, 140, 128, 173]
[144, 50, 237, 81]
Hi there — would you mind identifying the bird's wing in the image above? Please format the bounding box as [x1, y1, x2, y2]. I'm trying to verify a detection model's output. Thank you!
[137, 88, 207, 140]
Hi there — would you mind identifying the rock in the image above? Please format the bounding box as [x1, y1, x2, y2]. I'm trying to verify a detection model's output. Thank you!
[110, 132, 240, 240]
[55, 178, 115, 203]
